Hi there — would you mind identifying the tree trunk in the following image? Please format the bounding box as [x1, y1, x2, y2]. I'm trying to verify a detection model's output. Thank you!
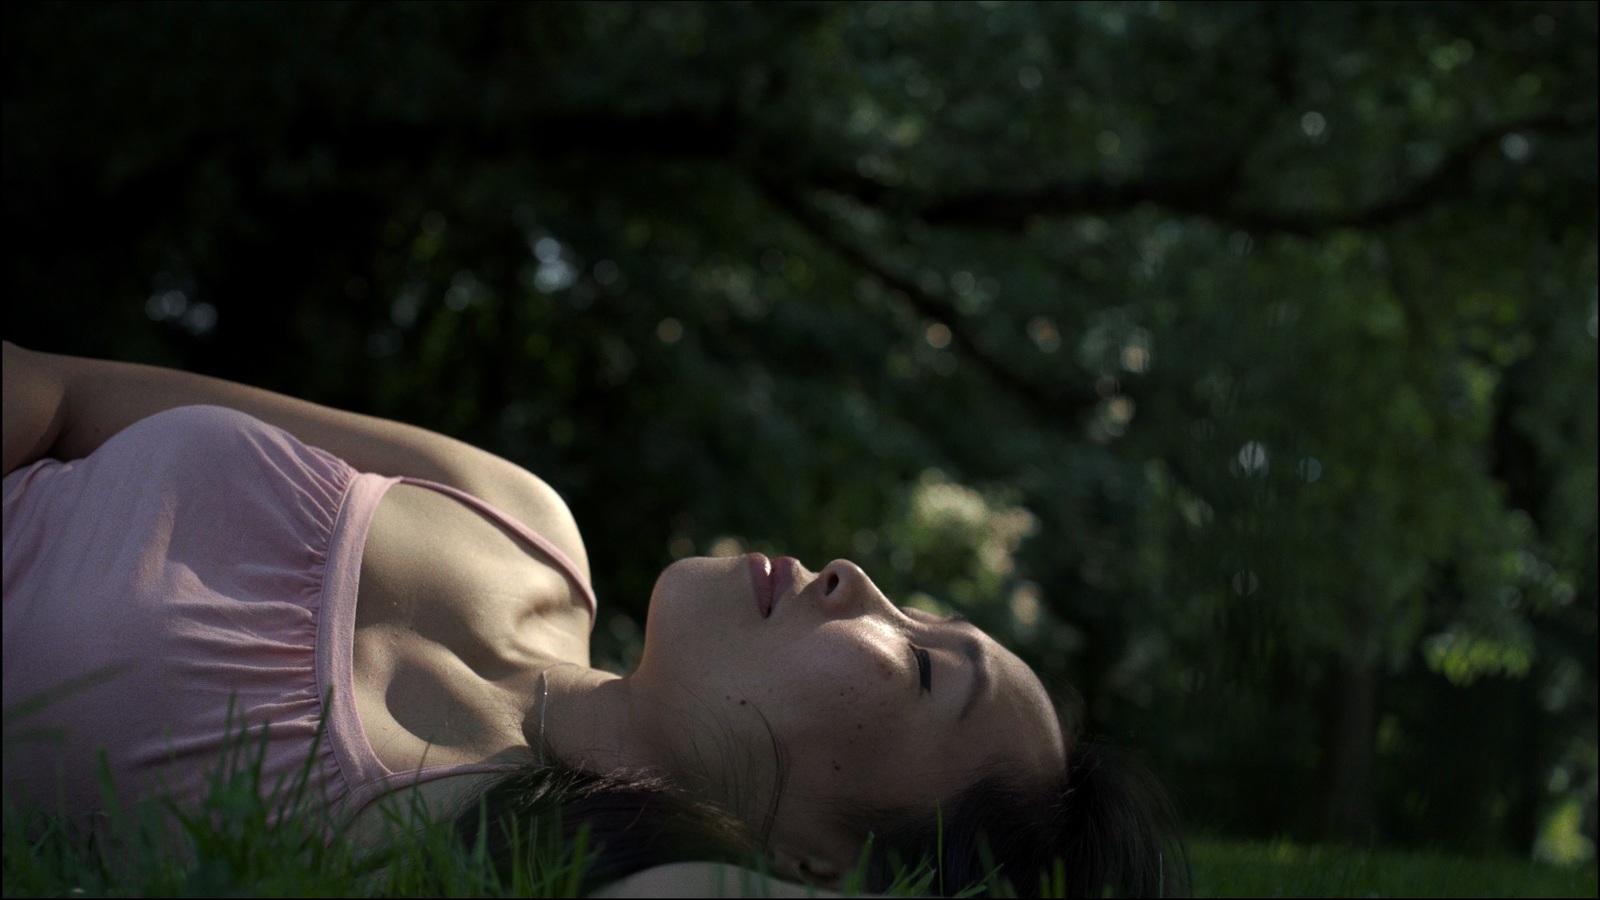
[1322, 656, 1380, 842]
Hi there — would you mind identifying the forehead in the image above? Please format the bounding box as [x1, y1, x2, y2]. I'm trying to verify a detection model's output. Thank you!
[970, 639, 1065, 773]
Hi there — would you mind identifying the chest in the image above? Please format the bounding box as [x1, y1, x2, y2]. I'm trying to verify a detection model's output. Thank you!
[351, 482, 591, 770]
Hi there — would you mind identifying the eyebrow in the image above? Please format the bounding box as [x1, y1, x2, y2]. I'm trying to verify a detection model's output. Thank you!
[956, 633, 988, 722]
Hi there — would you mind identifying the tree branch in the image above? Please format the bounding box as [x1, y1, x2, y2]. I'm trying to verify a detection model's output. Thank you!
[753, 178, 1099, 424]
[910, 110, 1593, 236]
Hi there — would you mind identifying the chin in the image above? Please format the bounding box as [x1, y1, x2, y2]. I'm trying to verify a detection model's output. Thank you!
[643, 556, 743, 636]
[632, 556, 754, 692]
[649, 556, 729, 604]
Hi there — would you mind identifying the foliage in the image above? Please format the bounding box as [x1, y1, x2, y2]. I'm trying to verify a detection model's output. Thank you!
[3, 0, 1595, 866]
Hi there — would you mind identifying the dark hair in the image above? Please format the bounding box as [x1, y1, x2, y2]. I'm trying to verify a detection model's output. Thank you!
[846, 736, 1191, 897]
[452, 758, 774, 896]
[455, 696, 1188, 898]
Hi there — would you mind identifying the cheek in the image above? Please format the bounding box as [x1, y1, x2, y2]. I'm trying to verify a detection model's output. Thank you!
[761, 637, 908, 740]
[768, 642, 933, 795]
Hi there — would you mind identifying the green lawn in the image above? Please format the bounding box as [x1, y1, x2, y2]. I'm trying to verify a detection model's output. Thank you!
[1189, 837, 1597, 898]
[9, 813, 1594, 898]
[6, 765, 1594, 899]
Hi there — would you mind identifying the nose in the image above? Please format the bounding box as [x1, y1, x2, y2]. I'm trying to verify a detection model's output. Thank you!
[815, 559, 881, 618]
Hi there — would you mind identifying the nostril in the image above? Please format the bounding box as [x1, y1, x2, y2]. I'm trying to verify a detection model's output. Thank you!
[825, 573, 840, 595]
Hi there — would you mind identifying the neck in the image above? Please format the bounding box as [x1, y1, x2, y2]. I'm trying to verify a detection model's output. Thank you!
[523, 663, 654, 775]
[522, 664, 782, 830]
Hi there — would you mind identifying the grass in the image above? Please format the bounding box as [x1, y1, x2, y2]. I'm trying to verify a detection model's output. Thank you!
[3, 730, 1593, 897]
[9, 796, 1595, 897]
[1189, 836, 1598, 898]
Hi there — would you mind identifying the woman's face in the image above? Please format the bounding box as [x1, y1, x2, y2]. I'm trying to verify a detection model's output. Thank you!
[627, 555, 1067, 868]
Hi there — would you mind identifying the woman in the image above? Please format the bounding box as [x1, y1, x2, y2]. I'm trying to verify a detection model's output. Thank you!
[2, 341, 1187, 897]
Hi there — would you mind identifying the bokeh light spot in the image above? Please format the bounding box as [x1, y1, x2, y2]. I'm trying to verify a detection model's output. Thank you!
[1028, 317, 1060, 352]
[1500, 133, 1531, 162]
[1237, 441, 1269, 474]
[707, 535, 746, 558]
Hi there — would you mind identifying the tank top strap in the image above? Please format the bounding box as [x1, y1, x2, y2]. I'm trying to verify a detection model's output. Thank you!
[341, 758, 527, 823]
[395, 476, 597, 628]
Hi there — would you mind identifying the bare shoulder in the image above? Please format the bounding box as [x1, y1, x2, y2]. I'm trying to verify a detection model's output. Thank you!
[590, 862, 861, 899]
[470, 462, 591, 584]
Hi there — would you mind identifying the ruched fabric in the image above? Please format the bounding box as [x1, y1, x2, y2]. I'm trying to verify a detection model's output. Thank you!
[2, 405, 593, 834]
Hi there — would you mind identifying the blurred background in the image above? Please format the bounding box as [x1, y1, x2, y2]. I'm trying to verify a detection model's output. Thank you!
[4, 0, 1595, 868]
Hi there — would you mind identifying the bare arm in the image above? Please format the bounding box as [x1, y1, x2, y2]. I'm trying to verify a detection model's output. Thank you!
[2, 341, 69, 479]
[1, 341, 588, 577]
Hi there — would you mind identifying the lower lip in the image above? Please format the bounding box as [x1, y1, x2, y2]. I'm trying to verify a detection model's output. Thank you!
[747, 553, 774, 618]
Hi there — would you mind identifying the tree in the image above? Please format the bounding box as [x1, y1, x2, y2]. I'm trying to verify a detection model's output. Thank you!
[4, 0, 1595, 859]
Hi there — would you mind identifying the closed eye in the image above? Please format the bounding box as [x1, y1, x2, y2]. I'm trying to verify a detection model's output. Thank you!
[912, 646, 932, 694]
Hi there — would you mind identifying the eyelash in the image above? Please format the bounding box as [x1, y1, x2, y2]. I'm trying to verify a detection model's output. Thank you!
[912, 646, 932, 694]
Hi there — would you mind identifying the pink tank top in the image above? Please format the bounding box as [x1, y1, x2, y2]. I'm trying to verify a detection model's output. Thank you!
[1, 405, 595, 833]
